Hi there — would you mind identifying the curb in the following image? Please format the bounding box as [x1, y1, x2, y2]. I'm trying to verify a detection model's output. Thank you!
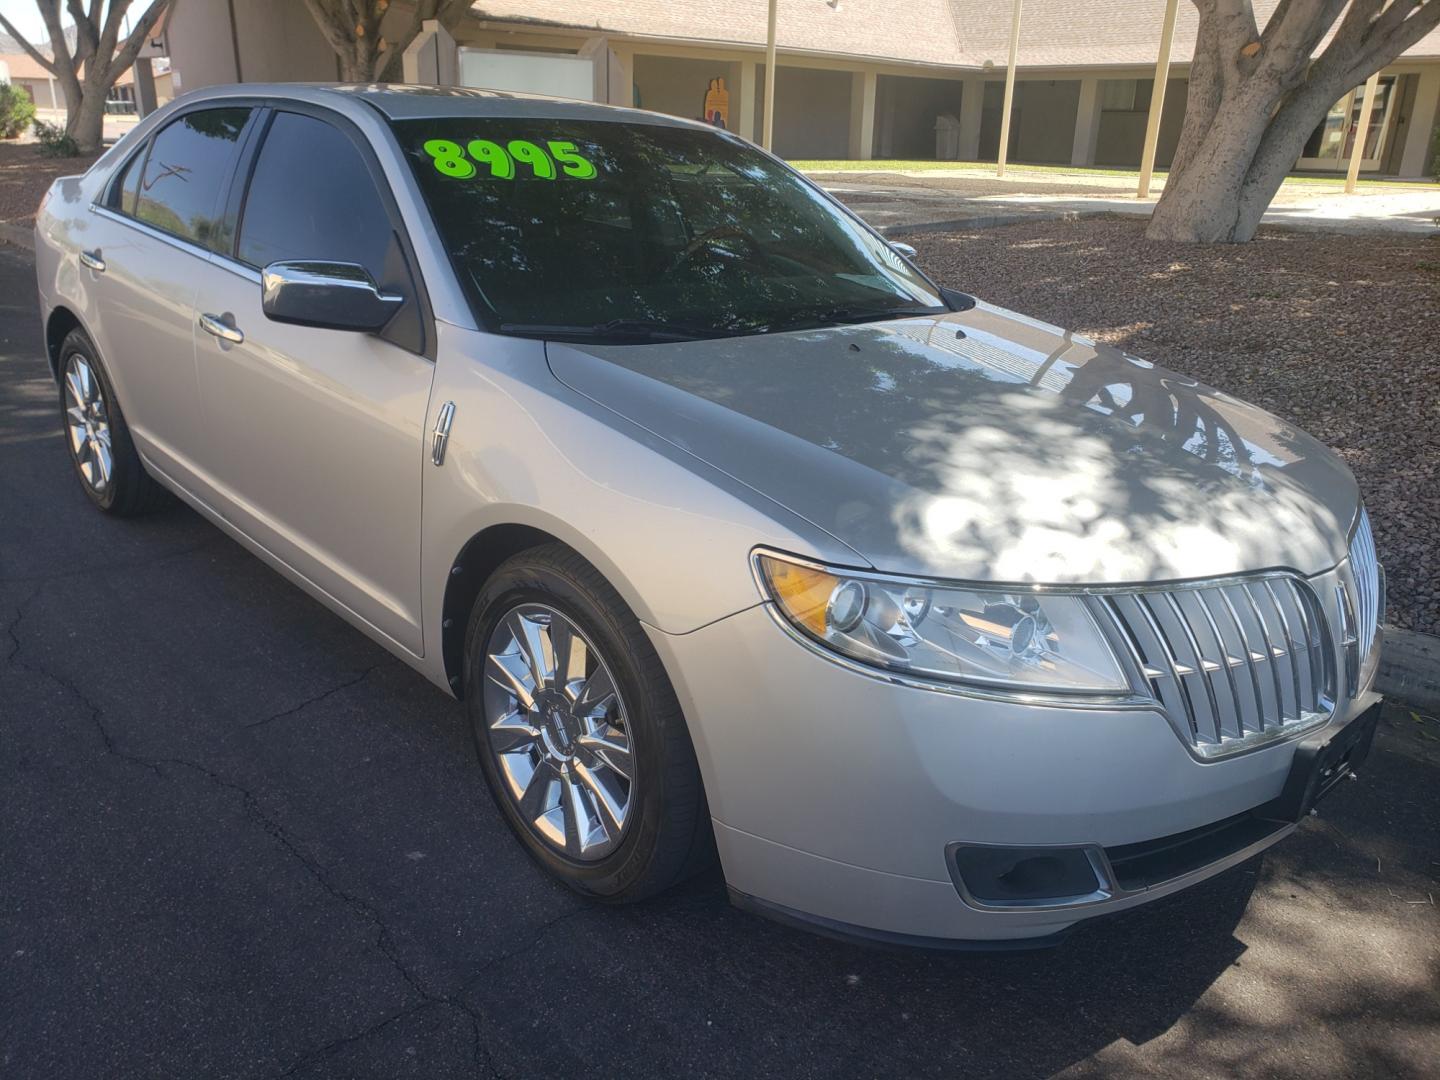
[0, 222, 35, 251]
[880, 210, 1088, 237]
[1378, 625, 1440, 716]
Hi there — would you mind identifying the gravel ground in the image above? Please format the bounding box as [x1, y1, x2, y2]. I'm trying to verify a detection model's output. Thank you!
[910, 216, 1440, 636]
[0, 142, 101, 224]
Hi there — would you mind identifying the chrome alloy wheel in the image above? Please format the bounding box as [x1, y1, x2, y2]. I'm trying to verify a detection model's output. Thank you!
[481, 603, 634, 861]
[63, 354, 112, 493]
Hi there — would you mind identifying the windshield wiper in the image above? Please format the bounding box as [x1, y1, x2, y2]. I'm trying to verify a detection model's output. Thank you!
[767, 302, 947, 333]
[498, 318, 732, 342]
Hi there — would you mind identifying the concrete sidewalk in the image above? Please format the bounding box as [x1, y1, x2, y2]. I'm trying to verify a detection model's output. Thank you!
[815, 167, 1440, 236]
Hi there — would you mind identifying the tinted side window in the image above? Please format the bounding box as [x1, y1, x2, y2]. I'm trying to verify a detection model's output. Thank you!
[108, 143, 146, 215]
[135, 107, 251, 251]
[238, 112, 393, 281]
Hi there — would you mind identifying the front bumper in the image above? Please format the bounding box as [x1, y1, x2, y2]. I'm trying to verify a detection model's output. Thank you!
[648, 603, 1380, 944]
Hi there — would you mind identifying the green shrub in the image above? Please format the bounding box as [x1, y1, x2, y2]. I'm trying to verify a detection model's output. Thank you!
[0, 83, 37, 139]
[32, 118, 80, 157]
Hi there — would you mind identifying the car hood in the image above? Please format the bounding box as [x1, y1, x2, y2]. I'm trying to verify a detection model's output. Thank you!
[546, 302, 1358, 584]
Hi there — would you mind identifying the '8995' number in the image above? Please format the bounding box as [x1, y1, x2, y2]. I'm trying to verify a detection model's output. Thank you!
[422, 138, 598, 180]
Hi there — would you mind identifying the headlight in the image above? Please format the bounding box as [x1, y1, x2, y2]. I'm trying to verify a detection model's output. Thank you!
[754, 551, 1130, 695]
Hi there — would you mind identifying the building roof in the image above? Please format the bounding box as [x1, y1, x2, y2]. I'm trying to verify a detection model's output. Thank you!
[474, 0, 1440, 68]
[0, 50, 135, 84]
[0, 49, 54, 80]
[477, 0, 970, 67]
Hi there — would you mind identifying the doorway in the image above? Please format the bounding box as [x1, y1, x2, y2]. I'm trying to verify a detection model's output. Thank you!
[1298, 76, 1398, 171]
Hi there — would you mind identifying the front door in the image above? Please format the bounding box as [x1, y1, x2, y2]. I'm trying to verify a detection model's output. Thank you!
[1297, 76, 1397, 172]
[188, 108, 435, 655]
[84, 106, 256, 490]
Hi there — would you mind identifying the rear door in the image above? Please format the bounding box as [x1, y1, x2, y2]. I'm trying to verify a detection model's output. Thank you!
[85, 106, 257, 491]
[186, 106, 435, 655]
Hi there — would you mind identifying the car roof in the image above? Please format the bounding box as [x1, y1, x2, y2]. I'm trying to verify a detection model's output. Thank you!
[175, 82, 714, 130]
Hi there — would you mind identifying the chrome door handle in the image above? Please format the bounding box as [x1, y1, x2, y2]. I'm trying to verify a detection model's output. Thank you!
[79, 249, 105, 272]
[431, 401, 455, 466]
[199, 312, 244, 345]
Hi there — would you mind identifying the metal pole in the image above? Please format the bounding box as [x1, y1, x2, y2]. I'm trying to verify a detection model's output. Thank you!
[1138, 0, 1180, 198]
[996, 0, 1022, 177]
[762, 0, 778, 151]
[1344, 72, 1380, 194]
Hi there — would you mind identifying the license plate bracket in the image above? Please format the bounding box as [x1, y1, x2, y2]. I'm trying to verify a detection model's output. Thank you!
[1262, 702, 1381, 823]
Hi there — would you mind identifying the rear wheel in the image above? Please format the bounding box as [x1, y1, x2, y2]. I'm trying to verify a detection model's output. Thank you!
[464, 544, 711, 901]
[58, 328, 169, 515]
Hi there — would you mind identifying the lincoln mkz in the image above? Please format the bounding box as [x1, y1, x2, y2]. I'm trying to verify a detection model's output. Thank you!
[33, 85, 1383, 948]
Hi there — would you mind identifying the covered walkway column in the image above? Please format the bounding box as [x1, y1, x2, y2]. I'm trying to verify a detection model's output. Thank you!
[958, 75, 983, 159]
[1138, 0, 1180, 196]
[849, 70, 877, 159]
[762, 0, 778, 150]
[738, 59, 757, 141]
[1345, 72, 1381, 193]
[1071, 76, 1101, 166]
[996, 0, 1022, 176]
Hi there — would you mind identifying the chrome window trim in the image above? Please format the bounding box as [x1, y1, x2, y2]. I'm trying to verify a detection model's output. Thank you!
[90, 205, 218, 263]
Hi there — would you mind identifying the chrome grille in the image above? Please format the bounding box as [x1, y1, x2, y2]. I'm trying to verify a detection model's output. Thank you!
[1098, 577, 1334, 758]
[1348, 509, 1381, 676]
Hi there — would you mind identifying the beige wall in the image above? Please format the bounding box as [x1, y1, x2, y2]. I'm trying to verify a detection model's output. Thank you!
[874, 74, 964, 159]
[754, 65, 852, 158]
[988, 80, 1081, 164]
[633, 54, 738, 125]
[11, 76, 62, 110]
[1095, 77, 1188, 167]
[166, 0, 336, 92]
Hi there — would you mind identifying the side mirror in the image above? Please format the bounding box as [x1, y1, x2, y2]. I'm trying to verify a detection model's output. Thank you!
[889, 241, 918, 260]
[260, 261, 403, 333]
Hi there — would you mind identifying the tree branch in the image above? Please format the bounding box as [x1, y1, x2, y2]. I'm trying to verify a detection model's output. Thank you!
[37, 0, 78, 83]
[93, 0, 136, 81]
[302, 0, 356, 56]
[0, 12, 58, 76]
[1345, 2, 1440, 84]
[108, 0, 174, 83]
[1257, 0, 1347, 76]
[67, 0, 98, 63]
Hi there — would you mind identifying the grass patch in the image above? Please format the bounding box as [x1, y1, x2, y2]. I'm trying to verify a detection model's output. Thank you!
[789, 158, 1440, 191]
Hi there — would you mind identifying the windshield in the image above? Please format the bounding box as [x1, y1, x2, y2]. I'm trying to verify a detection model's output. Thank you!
[391, 117, 946, 342]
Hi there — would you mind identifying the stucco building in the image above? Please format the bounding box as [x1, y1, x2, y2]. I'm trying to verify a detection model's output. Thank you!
[146, 1, 1440, 178]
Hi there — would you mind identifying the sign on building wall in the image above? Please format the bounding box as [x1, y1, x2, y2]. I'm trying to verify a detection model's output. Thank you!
[703, 77, 730, 128]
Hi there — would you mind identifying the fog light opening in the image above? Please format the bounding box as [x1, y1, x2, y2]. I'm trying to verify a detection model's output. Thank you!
[948, 843, 1108, 908]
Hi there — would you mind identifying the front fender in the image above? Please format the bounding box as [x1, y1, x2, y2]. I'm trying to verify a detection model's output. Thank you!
[417, 322, 864, 693]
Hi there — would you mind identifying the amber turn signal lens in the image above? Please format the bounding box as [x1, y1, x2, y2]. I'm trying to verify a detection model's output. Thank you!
[756, 555, 838, 637]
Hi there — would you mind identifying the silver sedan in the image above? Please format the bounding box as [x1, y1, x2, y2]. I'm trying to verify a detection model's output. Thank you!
[33, 84, 1383, 948]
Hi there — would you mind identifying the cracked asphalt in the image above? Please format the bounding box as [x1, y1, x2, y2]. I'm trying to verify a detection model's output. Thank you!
[1, 243, 1437, 1079]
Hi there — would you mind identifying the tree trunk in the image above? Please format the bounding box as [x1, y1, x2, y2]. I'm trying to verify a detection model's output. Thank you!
[1146, 98, 1276, 242]
[66, 94, 107, 153]
[1144, 0, 1440, 244]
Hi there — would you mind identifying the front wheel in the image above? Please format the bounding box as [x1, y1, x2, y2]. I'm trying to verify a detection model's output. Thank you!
[464, 544, 711, 901]
[57, 328, 170, 515]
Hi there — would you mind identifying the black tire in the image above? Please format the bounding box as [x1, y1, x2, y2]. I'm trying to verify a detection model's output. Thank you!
[464, 543, 713, 901]
[57, 327, 171, 516]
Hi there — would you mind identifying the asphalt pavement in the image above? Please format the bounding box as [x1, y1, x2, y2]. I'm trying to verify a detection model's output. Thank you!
[1, 244, 1437, 1079]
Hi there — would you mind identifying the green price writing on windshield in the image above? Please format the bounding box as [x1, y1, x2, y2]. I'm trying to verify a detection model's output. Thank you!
[422, 138, 598, 180]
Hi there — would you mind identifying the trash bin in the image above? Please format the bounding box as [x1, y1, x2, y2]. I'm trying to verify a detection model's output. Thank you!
[934, 114, 962, 160]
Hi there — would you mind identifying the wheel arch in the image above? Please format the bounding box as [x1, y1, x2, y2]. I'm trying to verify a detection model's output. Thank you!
[441, 523, 563, 697]
[45, 305, 86, 382]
